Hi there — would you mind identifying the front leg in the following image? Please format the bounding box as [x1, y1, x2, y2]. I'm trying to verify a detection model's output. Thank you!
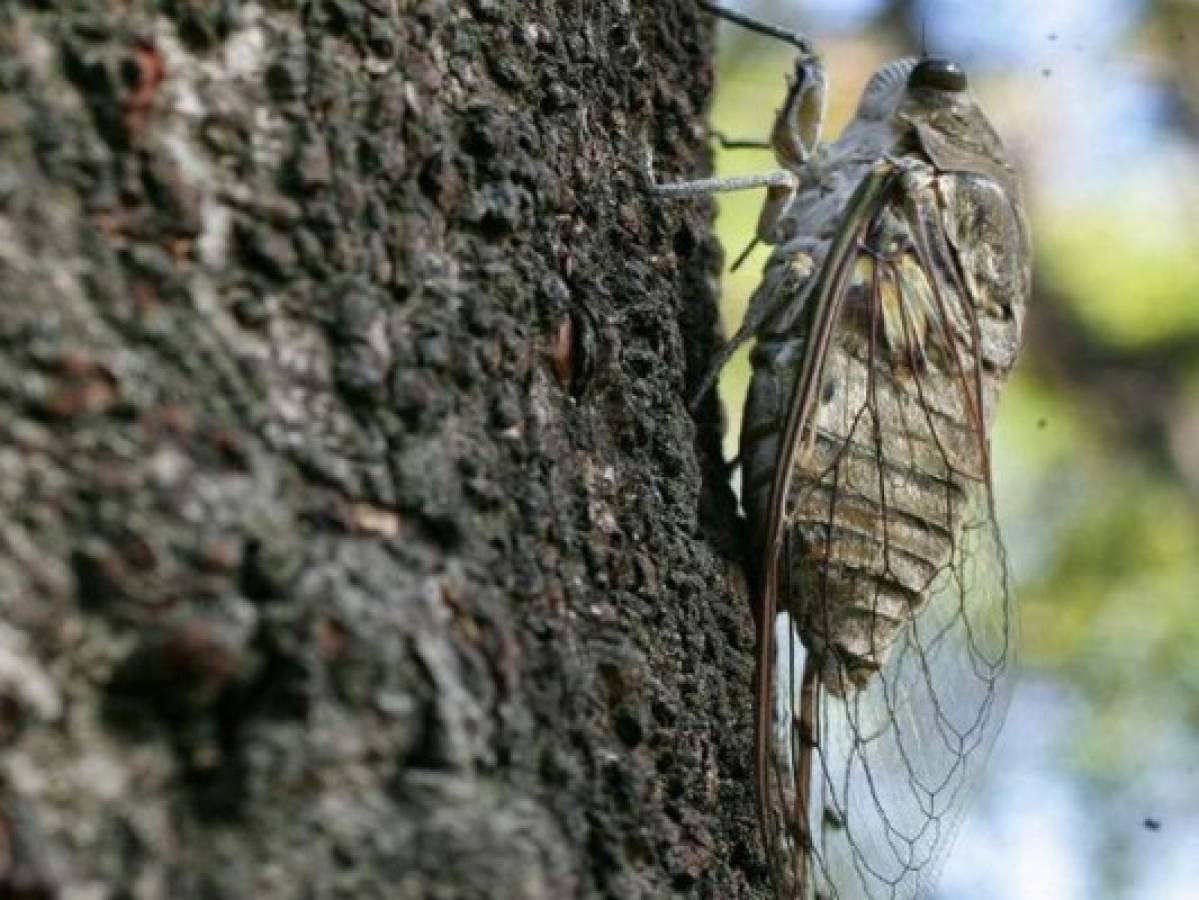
[644, 142, 801, 237]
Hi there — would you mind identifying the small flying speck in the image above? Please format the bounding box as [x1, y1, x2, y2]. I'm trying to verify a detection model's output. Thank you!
[1143, 817, 1162, 832]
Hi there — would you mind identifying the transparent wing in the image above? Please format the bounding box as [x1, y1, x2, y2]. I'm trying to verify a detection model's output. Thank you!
[758, 160, 1024, 900]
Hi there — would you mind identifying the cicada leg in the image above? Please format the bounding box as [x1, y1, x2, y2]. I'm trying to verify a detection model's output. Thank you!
[643, 152, 808, 407]
[645, 21, 830, 403]
[697, 0, 814, 54]
[646, 163, 799, 203]
[711, 132, 773, 151]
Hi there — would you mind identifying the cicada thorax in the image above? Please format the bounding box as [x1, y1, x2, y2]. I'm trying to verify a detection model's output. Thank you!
[741, 154, 1024, 699]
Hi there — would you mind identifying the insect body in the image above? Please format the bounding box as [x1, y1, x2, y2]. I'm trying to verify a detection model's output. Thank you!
[653, 7, 1030, 898]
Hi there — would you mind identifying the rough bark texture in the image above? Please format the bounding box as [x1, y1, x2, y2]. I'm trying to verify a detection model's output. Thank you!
[0, 1, 762, 898]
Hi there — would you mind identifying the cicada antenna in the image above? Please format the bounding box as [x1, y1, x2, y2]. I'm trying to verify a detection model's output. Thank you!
[696, 0, 814, 56]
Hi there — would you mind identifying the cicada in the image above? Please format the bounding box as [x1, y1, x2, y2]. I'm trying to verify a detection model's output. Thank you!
[652, 4, 1031, 898]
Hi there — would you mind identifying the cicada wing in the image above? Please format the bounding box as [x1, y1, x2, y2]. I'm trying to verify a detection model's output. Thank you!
[757, 159, 1024, 900]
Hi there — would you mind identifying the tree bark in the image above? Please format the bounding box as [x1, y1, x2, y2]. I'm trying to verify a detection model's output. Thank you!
[0, 1, 758, 897]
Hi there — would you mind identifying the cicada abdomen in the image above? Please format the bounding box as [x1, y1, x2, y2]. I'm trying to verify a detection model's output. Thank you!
[651, 10, 1030, 897]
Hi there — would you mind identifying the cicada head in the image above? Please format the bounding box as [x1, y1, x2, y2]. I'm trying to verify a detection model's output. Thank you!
[907, 56, 968, 93]
[901, 57, 1020, 189]
[895, 56, 989, 135]
[836, 55, 1018, 192]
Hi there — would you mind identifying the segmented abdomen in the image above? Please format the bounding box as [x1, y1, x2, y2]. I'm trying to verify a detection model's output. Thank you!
[742, 289, 993, 696]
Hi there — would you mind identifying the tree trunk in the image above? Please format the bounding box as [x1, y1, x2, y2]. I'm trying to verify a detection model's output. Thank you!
[0, 1, 758, 897]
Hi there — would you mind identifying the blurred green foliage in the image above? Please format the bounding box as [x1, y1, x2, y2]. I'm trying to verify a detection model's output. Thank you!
[1041, 207, 1199, 347]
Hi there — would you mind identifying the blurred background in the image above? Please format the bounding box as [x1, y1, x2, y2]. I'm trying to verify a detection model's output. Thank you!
[702, 1, 1199, 897]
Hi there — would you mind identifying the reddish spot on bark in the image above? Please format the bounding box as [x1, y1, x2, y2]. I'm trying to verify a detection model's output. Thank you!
[545, 580, 566, 615]
[316, 618, 349, 658]
[545, 316, 573, 388]
[161, 623, 235, 694]
[169, 237, 193, 262]
[39, 365, 120, 418]
[123, 42, 166, 140]
[194, 540, 240, 574]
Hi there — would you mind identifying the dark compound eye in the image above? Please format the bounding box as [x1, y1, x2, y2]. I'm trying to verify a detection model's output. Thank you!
[908, 58, 968, 92]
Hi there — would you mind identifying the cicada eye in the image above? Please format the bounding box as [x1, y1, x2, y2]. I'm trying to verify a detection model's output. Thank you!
[908, 58, 967, 92]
